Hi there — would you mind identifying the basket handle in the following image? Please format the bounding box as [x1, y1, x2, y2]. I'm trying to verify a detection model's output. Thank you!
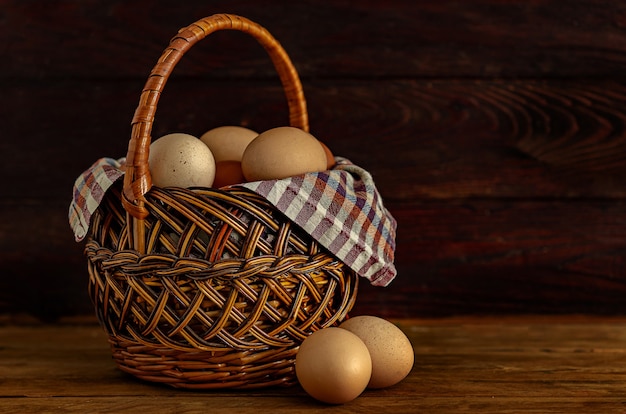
[122, 14, 309, 220]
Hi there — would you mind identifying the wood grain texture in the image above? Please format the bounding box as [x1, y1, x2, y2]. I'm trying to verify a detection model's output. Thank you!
[4, 79, 625, 200]
[2, 1, 626, 320]
[361, 199, 626, 318]
[2, 318, 626, 412]
[2, 198, 626, 320]
[4, 78, 626, 319]
[3, 0, 626, 79]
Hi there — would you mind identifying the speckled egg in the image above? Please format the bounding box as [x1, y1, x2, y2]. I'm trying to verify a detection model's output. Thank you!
[148, 133, 216, 188]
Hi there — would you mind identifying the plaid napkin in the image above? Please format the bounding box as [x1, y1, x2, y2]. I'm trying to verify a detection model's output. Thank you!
[69, 157, 126, 243]
[69, 157, 397, 286]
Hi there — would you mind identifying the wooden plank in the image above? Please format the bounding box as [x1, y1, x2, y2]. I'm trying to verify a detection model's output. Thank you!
[4, 0, 626, 321]
[3, 396, 625, 413]
[4, 79, 626, 200]
[357, 198, 626, 317]
[2, 319, 626, 412]
[4, 78, 626, 319]
[2, 198, 625, 320]
[0, 199, 90, 321]
[3, 0, 626, 79]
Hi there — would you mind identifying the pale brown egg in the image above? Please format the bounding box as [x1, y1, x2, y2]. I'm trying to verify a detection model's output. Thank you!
[339, 315, 414, 389]
[295, 327, 372, 404]
[148, 133, 215, 188]
[200, 126, 258, 162]
[241, 126, 328, 181]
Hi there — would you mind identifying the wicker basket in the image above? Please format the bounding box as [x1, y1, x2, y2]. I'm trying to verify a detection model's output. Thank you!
[85, 14, 358, 389]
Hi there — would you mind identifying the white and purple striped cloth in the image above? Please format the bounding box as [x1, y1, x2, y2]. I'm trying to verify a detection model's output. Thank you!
[69, 157, 125, 243]
[69, 157, 397, 286]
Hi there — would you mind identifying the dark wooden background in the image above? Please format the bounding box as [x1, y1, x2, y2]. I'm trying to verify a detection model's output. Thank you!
[2, 0, 626, 322]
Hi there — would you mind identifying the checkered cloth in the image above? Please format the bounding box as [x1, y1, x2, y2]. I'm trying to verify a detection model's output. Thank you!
[69, 157, 126, 243]
[69, 157, 397, 286]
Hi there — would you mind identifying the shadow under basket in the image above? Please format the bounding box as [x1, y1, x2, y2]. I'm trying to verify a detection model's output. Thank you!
[85, 184, 358, 389]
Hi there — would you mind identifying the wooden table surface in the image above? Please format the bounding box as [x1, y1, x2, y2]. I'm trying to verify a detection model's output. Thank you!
[2, 316, 626, 413]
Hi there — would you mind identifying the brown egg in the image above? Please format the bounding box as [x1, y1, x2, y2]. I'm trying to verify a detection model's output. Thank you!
[295, 327, 372, 404]
[241, 126, 328, 181]
[339, 315, 414, 389]
[200, 126, 258, 162]
[212, 160, 246, 188]
[319, 140, 336, 169]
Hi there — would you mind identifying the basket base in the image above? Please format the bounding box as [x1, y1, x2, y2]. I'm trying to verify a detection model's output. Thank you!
[108, 336, 299, 389]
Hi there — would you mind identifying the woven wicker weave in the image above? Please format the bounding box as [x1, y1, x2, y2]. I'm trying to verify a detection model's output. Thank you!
[85, 14, 358, 389]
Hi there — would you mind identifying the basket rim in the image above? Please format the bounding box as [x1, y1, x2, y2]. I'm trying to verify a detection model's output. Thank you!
[122, 14, 309, 228]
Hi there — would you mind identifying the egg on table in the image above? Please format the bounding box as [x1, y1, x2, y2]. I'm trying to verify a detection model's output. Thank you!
[339, 315, 414, 389]
[148, 133, 216, 188]
[295, 327, 372, 404]
[241, 126, 328, 181]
